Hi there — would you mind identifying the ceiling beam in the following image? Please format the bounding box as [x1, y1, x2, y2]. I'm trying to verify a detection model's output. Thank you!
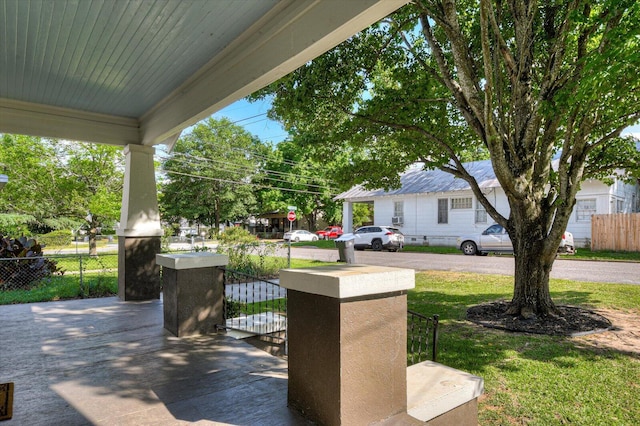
[0, 98, 140, 146]
[140, 0, 408, 146]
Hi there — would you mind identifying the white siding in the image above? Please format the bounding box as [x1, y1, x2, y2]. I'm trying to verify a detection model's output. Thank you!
[371, 189, 511, 246]
[349, 176, 639, 247]
[565, 179, 640, 244]
[373, 198, 396, 227]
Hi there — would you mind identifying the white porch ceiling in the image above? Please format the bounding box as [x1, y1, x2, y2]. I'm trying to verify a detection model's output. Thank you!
[0, 0, 408, 147]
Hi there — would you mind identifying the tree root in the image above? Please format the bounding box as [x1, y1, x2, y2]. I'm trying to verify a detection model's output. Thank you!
[467, 301, 612, 336]
[505, 301, 561, 319]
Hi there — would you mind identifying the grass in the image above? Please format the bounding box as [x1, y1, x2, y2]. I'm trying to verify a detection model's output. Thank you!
[288, 258, 333, 268]
[0, 253, 119, 305]
[0, 274, 118, 304]
[570, 247, 640, 262]
[291, 240, 337, 249]
[409, 271, 640, 425]
[401, 245, 462, 254]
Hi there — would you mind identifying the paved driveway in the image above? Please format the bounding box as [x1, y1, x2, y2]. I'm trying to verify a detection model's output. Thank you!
[283, 246, 640, 285]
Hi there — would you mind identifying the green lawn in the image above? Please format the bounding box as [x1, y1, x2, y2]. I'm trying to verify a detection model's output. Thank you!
[409, 271, 640, 425]
[0, 253, 119, 304]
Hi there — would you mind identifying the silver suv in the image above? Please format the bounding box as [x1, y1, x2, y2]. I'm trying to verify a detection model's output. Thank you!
[457, 224, 575, 255]
[352, 225, 404, 252]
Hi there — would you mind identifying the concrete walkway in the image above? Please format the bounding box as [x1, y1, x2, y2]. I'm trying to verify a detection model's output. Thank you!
[0, 297, 311, 425]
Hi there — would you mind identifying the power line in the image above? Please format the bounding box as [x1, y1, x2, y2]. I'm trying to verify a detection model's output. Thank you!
[164, 170, 337, 196]
[229, 112, 268, 124]
[164, 159, 336, 192]
[164, 152, 336, 190]
[165, 152, 300, 181]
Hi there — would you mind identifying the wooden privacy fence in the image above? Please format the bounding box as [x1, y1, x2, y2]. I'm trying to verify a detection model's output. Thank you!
[591, 213, 640, 252]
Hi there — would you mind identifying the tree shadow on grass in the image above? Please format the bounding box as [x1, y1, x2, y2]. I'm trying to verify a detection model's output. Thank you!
[406, 289, 635, 371]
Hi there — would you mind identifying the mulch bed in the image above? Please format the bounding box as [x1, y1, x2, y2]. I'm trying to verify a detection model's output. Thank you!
[466, 300, 613, 336]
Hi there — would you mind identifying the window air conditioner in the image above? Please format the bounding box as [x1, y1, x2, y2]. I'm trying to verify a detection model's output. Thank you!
[392, 216, 403, 225]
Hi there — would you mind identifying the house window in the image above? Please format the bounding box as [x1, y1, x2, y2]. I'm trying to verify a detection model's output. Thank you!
[394, 201, 404, 218]
[615, 199, 624, 213]
[438, 199, 448, 224]
[393, 201, 404, 225]
[475, 201, 487, 224]
[576, 199, 596, 222]
[451, 197, 472, 209]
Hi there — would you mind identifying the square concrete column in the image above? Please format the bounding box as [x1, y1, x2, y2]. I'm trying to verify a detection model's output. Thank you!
[280, 264, 415, 425]
[118, 236, 161, 300]
[117, 144, 164, 301]
[156, 253, 229, 337]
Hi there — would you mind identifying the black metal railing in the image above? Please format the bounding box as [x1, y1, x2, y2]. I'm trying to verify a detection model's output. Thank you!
[220, 268, 439, 363]
[221, 267, 287, 341]
[407, 310, 439, 364]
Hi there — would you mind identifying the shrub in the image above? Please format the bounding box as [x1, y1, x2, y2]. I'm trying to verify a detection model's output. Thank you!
[0, 236, 62, 291]
[215, 228, 285, 278]
[217, 227, 257, 244]
[38, 230, 73, 247]
[225, 297, 245, 319]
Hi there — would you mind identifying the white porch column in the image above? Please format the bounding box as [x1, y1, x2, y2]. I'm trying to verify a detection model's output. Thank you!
[116, 144, 163, 300]
[342, 201, 353, 234]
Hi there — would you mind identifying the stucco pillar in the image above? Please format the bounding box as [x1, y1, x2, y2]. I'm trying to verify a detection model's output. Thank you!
[156, 253, 229, 337]
[280, 264, 414, 425]
[342, 201, 353, 234]
[116, 144, 163, 301]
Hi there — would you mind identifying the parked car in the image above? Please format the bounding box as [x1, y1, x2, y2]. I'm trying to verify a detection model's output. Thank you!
[315, 226, 344, 240]
[347, 225, 404, 251]
[456, 224, 575, 256]
[283, 229, 319, 242]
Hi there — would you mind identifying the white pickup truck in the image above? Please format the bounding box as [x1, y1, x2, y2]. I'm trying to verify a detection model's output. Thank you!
[456, 224, 575, 256]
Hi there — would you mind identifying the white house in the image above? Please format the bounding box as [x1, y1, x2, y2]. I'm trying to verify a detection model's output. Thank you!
[336, 160, 640, 247]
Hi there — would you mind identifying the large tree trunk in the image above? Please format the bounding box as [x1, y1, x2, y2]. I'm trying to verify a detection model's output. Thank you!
[509, 242, 558, 318]
[88, 219, 98, 256]
[214, 200, 220, 235]
[507, 205, 561, 318]
[88, 230, 97, 256]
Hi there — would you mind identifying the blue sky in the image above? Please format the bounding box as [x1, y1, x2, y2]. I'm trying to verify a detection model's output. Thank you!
[212, 97, 288, 145]
[622, 123, 640, 139]
[213, 97, 640, 143]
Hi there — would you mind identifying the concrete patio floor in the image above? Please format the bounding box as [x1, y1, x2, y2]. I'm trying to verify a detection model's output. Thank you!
[0, 297, 312, 425]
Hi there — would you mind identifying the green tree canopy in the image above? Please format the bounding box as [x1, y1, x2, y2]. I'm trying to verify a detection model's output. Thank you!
[254, 139, 344, 230]
[0, 135, 123, 243]
[255, 0, 640, 317]
[159, 118, 268, 234]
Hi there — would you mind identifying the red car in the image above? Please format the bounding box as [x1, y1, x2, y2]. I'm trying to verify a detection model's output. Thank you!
[315, 226, 344, 240]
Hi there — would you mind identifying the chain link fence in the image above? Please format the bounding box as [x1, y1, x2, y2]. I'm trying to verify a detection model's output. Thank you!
[0, 254, 118, 298]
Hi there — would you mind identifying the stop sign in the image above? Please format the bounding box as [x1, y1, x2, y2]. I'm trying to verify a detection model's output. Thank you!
[287, 210, 296, 222]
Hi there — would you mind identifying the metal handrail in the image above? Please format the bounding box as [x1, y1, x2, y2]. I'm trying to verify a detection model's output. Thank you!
[220, 267, 287, 341]
[407, 310, 439, 364]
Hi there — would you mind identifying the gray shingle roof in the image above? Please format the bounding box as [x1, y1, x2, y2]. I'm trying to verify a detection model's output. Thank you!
[335, 160, 500, 200]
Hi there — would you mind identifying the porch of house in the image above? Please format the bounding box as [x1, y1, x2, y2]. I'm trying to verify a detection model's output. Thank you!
[0, 296, 311, 425]
[1, 262, 483, 425]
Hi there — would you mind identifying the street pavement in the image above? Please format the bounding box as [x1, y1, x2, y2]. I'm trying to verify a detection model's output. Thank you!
[281, 246, 640, 285]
